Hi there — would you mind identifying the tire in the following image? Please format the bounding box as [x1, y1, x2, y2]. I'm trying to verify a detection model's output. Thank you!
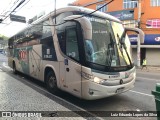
[46, 71, 58, 94]
[13, 62, 17, 74]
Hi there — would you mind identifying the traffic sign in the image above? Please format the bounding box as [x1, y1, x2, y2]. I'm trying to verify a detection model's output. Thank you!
[10, 14, 26, 23]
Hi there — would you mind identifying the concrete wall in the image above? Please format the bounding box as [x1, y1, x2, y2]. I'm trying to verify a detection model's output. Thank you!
[132, 48, 160, 66]
[146, 48, 160, 66]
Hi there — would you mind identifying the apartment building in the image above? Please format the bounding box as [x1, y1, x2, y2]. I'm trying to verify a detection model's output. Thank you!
[72, 0, 160, 65]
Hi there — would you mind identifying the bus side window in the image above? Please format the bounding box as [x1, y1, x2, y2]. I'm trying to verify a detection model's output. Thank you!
[65, 27, 79, 61]
[57, 30, 65, 53]
[40, 19, 57, 61]
[40, 19, 53, 46]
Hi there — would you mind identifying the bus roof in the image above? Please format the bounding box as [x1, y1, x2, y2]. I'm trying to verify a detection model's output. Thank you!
[33, 6, 121, 25]
[51, 6, 121, 23]
[9, 6, 121, 39]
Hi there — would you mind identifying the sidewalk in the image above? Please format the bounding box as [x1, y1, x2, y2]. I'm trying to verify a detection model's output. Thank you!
[0, 69, 98, 120]
[136, 66, 160, 73]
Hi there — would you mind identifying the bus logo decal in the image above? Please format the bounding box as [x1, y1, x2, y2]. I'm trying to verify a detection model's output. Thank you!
[19, 50, 27, 60]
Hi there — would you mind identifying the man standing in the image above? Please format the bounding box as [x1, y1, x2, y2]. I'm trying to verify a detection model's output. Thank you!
[141, 58, 147, 70]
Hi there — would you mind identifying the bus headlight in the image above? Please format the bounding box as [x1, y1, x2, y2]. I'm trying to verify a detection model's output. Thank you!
[93, 77, 105, 84]
[81, 72, 93, 80]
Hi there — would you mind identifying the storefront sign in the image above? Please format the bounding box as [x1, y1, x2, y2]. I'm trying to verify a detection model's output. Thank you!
[108, 9, 134, 20]
[129, 34, 160, 45]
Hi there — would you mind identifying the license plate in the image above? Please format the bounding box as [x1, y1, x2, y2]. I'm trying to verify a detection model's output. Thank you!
[116, 87, 125, 93]
[109, 75, 119, 78]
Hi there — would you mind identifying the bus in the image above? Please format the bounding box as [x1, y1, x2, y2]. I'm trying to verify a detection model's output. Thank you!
[8, 6, 144, 100]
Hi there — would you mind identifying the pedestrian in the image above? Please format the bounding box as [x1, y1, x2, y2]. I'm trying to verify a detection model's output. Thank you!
[141, 58, 147, 70]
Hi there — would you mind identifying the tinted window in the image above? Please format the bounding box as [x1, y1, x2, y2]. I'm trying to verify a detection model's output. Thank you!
[56, 21, 76, 54]
[66, 27, 79, 61]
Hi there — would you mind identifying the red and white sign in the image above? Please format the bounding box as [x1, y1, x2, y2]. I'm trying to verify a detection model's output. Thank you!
[19, 50, 27, 60]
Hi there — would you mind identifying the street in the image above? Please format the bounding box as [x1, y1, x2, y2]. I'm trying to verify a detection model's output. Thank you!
[0, 54, 159, 120]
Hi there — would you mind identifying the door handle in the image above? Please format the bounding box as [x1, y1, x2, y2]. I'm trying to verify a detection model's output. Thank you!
[66, 68, 69, 72]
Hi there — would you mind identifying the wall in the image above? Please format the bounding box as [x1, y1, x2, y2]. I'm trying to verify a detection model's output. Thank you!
[146, 48, 160, 65]
[134, 0, 160, 34]
[132, 48, 160, 66]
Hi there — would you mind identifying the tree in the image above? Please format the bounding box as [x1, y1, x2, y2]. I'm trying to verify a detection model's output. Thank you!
[0, 34, 8, 41]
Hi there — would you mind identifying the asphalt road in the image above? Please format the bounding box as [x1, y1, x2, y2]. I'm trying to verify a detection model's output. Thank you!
[0, 54, 159, 120]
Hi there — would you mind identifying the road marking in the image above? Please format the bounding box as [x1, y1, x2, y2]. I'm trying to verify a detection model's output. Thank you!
[137, 71, 160, 75]
[136, 76, 160, 82]
[1, 64, 12, 70]
[3, 65, 11, 69]
[129, 90, 153, 97]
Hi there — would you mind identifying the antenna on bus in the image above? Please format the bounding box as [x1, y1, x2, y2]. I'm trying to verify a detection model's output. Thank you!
[54, 0, 56, 24]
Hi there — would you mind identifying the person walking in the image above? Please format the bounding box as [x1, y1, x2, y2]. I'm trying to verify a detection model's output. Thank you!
[141, 58, 147, 70]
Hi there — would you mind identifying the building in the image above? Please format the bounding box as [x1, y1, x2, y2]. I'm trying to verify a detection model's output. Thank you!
[72, 0, 160, 66]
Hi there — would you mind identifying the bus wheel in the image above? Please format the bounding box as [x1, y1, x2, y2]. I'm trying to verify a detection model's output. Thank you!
[13, 62, 17, 74]
[46, 71, 58, 94]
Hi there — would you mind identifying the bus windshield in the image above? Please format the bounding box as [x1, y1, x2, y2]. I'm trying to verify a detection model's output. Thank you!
[84, 17, 132, 68]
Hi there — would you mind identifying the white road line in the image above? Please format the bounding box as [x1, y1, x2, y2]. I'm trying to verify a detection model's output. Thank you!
[2, 64, 12, 70]
[3, 65, 10, 68]
[137, 71, 160, 75]
[129, 90, 154, 97]
[136, 76, 160, 82]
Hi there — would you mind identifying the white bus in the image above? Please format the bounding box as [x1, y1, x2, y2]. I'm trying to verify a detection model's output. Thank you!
[8, 6, 144, 100]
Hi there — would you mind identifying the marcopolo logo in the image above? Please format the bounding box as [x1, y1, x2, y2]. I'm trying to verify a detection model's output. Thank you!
[155, 37, 160, 42]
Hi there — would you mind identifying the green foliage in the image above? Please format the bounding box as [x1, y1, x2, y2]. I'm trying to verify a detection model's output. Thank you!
[0, 34, 8, 40]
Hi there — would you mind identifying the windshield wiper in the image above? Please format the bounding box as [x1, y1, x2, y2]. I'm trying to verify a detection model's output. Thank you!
[106, 33, 116, 68]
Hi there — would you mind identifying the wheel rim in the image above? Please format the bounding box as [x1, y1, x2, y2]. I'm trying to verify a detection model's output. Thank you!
[48, 75, 56, 88]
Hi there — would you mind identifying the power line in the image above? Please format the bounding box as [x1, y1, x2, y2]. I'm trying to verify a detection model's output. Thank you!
[54, 0, 56, 24]
[2, 0, 26, 22]
[30, 0, 114, 27]
[0, 0, 31, 34]
[0, 0, 20, 19]
[14, 0, 30, 13]
[5, 0, 114, 38]
[2, 0, 114, 36]
[62, 0, 114, 22]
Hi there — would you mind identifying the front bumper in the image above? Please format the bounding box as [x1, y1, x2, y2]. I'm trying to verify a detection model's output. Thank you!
[81, 68, 136, 100]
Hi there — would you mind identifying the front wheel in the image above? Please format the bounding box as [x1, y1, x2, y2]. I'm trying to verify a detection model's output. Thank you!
[46, 71, 58, 94]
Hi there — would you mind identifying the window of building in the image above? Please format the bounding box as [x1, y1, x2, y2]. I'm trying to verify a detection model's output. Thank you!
[146, 19, 160, 28]
[123, 0, 138, 9]
[151, 0, 160, 6]
[123, 20, 136, 28]
[96, 4, 107, 12]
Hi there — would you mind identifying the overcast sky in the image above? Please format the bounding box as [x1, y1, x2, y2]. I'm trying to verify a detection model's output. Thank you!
[0, 0, 76, 37]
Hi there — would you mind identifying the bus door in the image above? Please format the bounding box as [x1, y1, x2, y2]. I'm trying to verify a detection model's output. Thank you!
[63, 26, 82, 97]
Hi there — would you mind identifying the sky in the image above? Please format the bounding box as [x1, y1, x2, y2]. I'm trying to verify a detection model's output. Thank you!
[0, 0, 76, 37]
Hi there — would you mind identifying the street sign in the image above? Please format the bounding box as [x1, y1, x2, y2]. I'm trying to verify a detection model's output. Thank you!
[10, 14, 26, 23]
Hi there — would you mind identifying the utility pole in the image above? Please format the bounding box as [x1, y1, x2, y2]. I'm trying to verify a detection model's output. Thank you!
[137, 0, 141, 67]
[132, 0, 142, 67]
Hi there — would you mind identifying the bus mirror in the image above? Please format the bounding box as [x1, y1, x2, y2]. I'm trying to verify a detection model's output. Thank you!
[64, 15, 92, 40]
[124, 27, 144, 44]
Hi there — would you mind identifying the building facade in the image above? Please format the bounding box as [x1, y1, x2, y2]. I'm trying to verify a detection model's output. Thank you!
[72, 0, 160, 66]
